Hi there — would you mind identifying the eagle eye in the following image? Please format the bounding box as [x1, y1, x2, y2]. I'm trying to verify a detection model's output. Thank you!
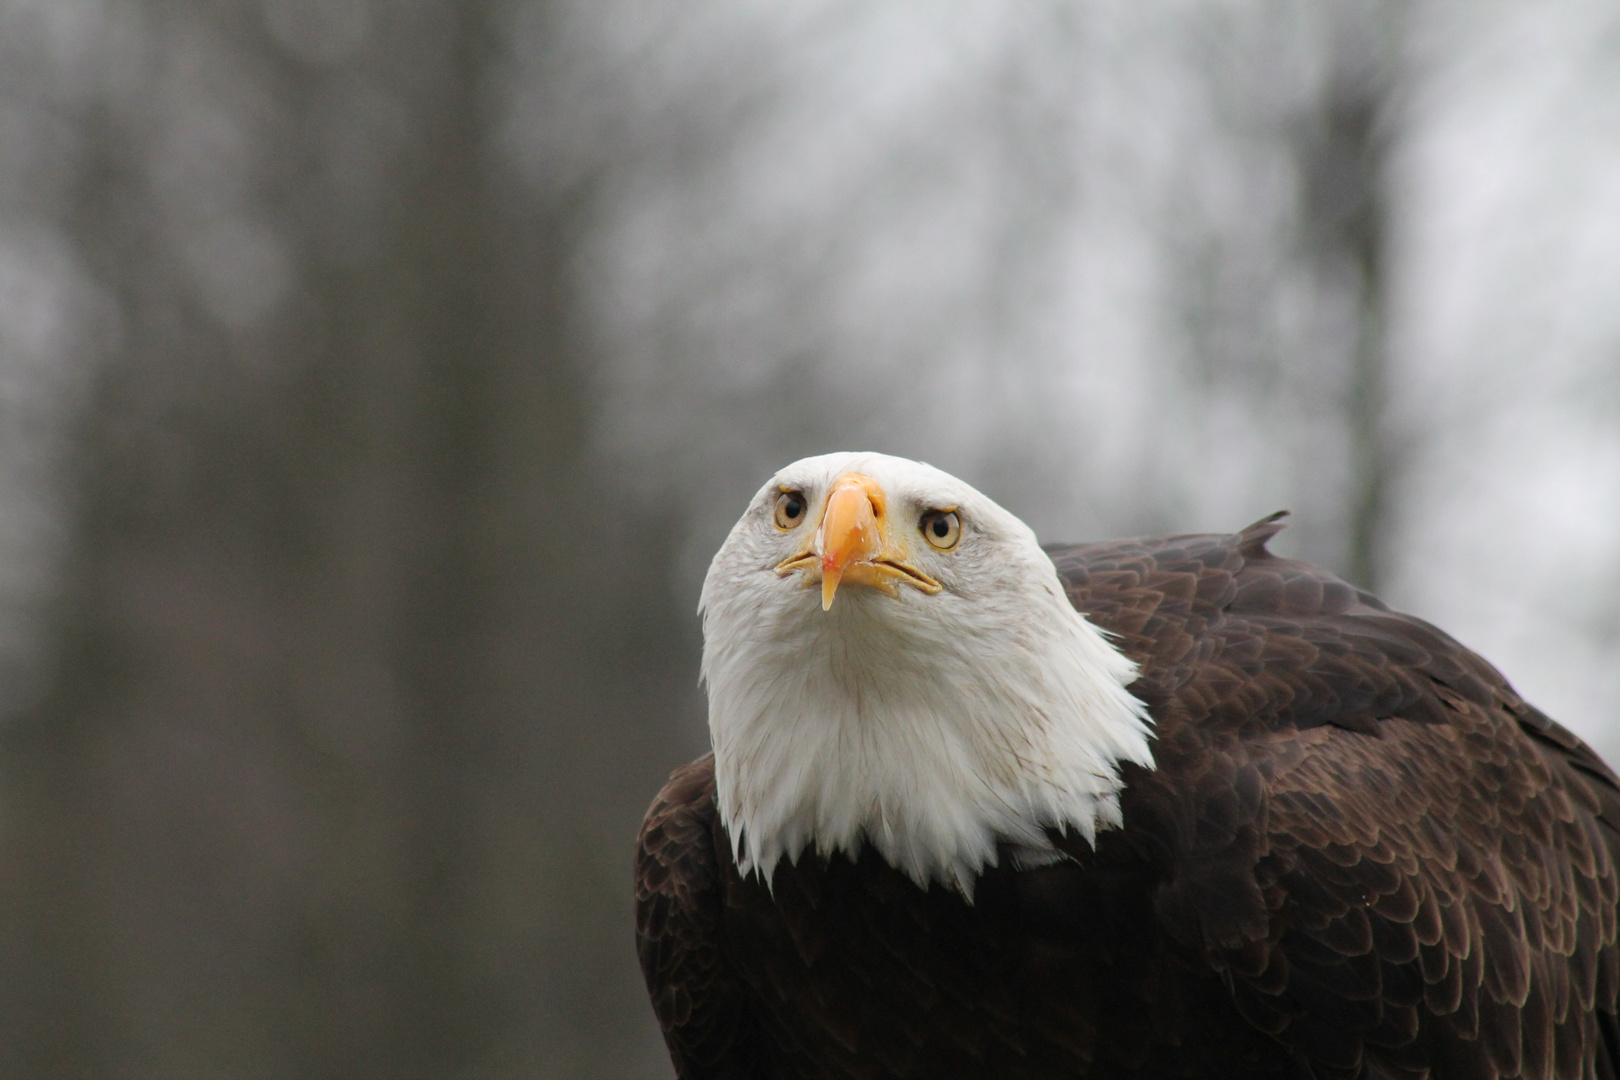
[920, 509, 961, 551]
[773, 490, 808, 530]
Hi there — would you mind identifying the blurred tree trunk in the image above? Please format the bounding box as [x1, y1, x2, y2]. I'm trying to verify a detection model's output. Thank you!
[0, 2, 687, 1077]
[1295, 13, 1398, 592]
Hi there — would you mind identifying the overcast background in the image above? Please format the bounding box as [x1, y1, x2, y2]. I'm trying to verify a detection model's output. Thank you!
[0, 0, 1616, 1076]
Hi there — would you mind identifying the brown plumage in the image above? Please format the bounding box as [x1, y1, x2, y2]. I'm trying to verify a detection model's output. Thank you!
[637, 515, 1620, 1079]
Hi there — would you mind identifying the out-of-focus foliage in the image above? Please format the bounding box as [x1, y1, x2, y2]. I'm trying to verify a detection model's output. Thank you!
[0, 0, 1614, 1077]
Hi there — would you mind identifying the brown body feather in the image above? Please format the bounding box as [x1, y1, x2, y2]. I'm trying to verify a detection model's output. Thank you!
[636, 518, 1620, 1079]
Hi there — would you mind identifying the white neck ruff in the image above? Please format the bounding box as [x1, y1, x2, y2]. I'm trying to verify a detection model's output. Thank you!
[702, 558, 1155, 897]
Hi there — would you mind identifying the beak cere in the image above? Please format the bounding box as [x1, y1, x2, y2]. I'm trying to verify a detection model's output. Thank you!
[816, 474, 886, 610]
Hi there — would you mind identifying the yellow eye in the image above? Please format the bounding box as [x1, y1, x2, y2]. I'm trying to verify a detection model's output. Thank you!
[774, 490, 808, 530]
[920, 509, 961, 550]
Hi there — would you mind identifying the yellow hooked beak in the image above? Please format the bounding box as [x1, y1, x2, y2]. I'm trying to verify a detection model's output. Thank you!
[775, 473, 942, 610]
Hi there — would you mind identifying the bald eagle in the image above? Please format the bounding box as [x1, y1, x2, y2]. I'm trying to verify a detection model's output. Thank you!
[635, 452, 1620, 1080]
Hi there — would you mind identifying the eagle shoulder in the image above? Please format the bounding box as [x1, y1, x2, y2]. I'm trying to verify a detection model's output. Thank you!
[1049, 519, 1620, 1080]
[634, 754, 761, 1079]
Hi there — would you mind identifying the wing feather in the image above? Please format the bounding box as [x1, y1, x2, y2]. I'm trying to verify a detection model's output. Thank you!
[1051, 521, 1620, 1080]
[635, 754, 760, 1079]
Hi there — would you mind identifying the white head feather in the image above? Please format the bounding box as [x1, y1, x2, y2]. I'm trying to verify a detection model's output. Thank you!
[699, 451, 1154, 897]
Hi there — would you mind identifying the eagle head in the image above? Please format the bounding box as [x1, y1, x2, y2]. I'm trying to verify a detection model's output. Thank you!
[700, 452, 1154, 897]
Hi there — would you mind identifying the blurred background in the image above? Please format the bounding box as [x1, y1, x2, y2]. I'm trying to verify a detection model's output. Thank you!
[0, 0, 1616, 1076]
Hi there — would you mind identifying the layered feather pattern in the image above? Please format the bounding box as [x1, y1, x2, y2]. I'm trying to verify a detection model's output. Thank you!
[639, 507, 1620, 1080]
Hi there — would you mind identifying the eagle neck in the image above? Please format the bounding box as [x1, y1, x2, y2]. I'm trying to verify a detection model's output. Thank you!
[702, 579, 1155, 898]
